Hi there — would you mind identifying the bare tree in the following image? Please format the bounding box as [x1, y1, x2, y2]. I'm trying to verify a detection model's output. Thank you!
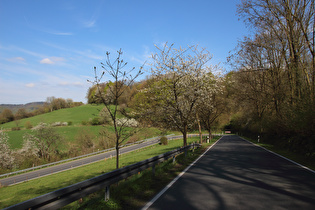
[227, 0, 315, 154]
[89, 49, 143, 169]
[237, 0, 314, 102]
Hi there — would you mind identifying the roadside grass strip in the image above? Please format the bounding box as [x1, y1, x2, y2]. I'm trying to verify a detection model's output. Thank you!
[61, 137, 220, 210]
[0, 136, 209, 209]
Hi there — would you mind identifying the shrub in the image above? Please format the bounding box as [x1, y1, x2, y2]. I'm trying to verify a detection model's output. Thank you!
[32, 122, 48, 130]
[25, 121, 33, 129]
[116, 118, 139, 127]
[11, 127, 21, 131]
[81, 120, 88, 126]
[68, 121, 73, 126]
[90, 117, 101, 126]
[51, 122, 68, 127]
[61, 122, 68, 126]
[160, 136, 168, 145]
[76, 129, 95, 153]
[51, 122, 62, 127]
[127, 135, 139, 143]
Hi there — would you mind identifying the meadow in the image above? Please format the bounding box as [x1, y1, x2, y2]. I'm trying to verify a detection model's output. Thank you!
[2, 104, 163, 149]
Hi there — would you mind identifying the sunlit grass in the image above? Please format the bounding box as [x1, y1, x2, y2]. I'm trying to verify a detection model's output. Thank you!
[63, 138, 219, 209]
[0, 136, 207, 209]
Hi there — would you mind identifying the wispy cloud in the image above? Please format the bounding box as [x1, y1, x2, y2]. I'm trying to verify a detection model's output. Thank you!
[48, 31, 73, 36]
[25, 83, 35, 88]
[40, 57, 65, 65]
[80, 0, 103, 28]
[0, 78, 88, 104]
[40, 41, 103, 60]
[40, 58, 54, 64]
[82, 20, 96, 28]
[58, 81, 84, 87]
[10, 46, 45, 59]
[7, 57, 26, 64]
[24, 15, 73, 36]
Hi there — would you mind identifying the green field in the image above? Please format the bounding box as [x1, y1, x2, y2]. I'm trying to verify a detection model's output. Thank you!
[1, 104, 164, 149]
[0, 136, 209, 209]
[1, 104, 105, 130]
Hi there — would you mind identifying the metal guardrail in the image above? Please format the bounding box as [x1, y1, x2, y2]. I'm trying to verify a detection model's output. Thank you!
[0, 134, 176, 179]
[4, 143, 200, 210]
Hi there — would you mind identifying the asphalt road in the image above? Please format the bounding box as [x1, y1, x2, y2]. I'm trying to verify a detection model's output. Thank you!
[145, 135, 315, 210]
[0, 137, 164, 186]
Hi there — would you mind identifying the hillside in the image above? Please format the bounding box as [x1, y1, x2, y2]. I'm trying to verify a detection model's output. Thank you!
[2, 104, 162, 150]
[0, 102, 44, 114]
[1, 104, 104, 129]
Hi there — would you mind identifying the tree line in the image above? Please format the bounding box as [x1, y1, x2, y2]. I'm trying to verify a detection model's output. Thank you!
[0, 97, 83, 125]
[227, 0, 314, 156]
[87, 0, 314, 158]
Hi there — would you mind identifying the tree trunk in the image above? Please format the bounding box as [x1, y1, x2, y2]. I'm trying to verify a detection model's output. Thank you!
[196, 113, 203, 144]
[116, 147, 119, 169]
[208, 128, 212, 143]
[183, 124, 188, 146]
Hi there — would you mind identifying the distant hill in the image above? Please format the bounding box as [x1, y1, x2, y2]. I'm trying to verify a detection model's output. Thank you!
[0, 102, 45, 114]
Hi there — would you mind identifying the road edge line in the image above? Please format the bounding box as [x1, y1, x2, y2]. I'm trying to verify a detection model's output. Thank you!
[239, 136, 315, 174]
[141, 136, 223, 210]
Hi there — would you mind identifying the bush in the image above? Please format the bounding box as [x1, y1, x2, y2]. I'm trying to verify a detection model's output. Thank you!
[160, 136, 168, 145]
[11, 127, 21, 131]
[90, 117, 101, 126]
[51, 122, 68, 127]
[25, 121, 33, 129]
[116, 118, 139, 127]
[81, 120, 88, 126]
[68, 121, 73, 126]
[51, 122, 62, 127]
[76, 129, 95, 153]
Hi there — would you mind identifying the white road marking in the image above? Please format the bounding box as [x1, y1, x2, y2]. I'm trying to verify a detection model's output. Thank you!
[240, 136, 315, 174]
[142, 136, 223, 210]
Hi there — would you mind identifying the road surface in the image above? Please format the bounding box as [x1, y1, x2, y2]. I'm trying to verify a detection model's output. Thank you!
[145, 135, 315, 210]
[0, 136, 166, 186]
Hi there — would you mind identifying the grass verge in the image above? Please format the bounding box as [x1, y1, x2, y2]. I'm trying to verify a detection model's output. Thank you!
[61, 138, 219, 210]
[242, 136, 315, 171]
[0, 136, 217, 209]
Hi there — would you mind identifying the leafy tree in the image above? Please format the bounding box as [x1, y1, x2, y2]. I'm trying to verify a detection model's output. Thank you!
[89, 49, 143, 169]
[1, 109, 14, 123]
[148, 43, 213, 146]
[24, 123, 63, 161]
[196, 73, 226, 142]
[15, 108, 28, 120]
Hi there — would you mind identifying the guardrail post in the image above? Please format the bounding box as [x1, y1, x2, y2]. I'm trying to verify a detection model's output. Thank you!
[105, 185, 110, 201]
[152, 164, 156, 176]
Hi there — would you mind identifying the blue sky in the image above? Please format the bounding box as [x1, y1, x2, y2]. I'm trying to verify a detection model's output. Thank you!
[0, 0, 248, 104]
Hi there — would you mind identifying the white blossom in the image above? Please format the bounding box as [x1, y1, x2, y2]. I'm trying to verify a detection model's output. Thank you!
[0, 129, 15, 169]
